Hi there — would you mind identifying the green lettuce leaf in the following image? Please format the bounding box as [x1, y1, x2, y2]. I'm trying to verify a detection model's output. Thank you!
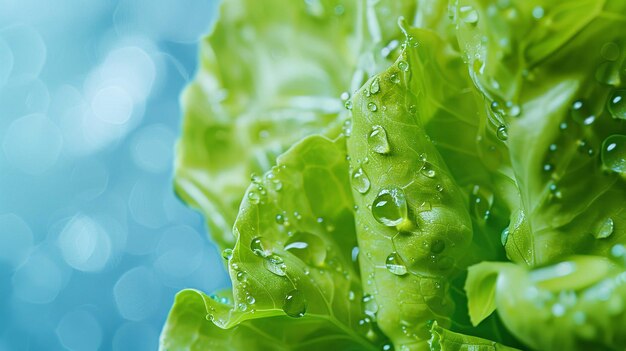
[346, 26, 474, 350]
[453, 0, 626, 265]
[162, 135, 388, 350]
[429, 321, 521, 351]
[175, 0, 420, 249]
[466, 254, 626, 350]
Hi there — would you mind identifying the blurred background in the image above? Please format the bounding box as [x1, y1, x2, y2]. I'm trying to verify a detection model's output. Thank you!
[0, 1, 230, 350]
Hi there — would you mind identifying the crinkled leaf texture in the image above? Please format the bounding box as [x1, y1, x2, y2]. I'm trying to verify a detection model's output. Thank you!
[429, 321, 520, 351]
[162, 135, 385, 351]
[466, 256, 626, 350]
[175, 0, 418, 249]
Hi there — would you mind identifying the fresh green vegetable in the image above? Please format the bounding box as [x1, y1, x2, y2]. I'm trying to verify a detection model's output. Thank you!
[162, 0, 626, 350]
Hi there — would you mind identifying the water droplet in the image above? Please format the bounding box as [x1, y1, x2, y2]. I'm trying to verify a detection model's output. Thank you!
[594, 218, 615, 239]
[284, 232, 326, 266]
[496, 125, 508, 141]
[250, 237, 269, 257]
[532, 6, 545, 19]
[222, 248, 233, 260]
[368, 125, 390, 154]
[543, 163, 554, 172]
[470, 185, 494, 220]
[275, 214, 286, 225]
[367, 102, 378, 112]
[340, 91, 350, 101]
[236, 271, 248, 282]
[549, 182, 563, 200]
[389, 73, 400, 84]
[282, 289, 306, 317]
[601, 134, 626, 174]
[501, 227, 509, 246]
[362, 294, 378, 319]
[345, 100, 353, 110]
[370, 78, 380, 94]
[246, 295, 256, 305]
[420, 162, 436, 178]
[385, 252, 408, 276]
[237, 302, 248, 311]
[352, 167, 371, 194]
[430, 239, 446, 254]
[264, 254, 287, 276]
[549, 143, 558, 152]
[342, 119, 352, 137]
[608, 90, 626, 120]
[398, 60, 409, 72]
[206, 313, 214, 321]
[408, 105, 417, 115]
[459, 5, 478, 24]
[348, 290, 356, 301]
[570, 100, 595, 125]
[372, 187, 408, 227]
[435, 184, 443, 192]
[248, 191, 260, 204]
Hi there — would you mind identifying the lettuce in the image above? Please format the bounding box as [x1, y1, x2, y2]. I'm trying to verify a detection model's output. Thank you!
[162, 0, 626, 350]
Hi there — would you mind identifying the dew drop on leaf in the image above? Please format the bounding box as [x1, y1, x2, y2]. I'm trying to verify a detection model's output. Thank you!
[250, 237, 269, 257]
[496, 125, 508, 141]
[370, 77, 380, 94]
[385, 252, 408, 276]
[367, 102, 378, 112]
[608, 90, 626, 120]
[264, 254, 287, 276]
[248, 191, 261, 204]
[362, 294, 378, 319]
[222, 248, 233, 260]
[284, 231, 326, 266]
[501, 227, 510, 246]
[459, 5, 478, 24]
[368, 125, 390, 154]
[420, 162, 436, 178]
[389, 73, 400, 84]
[282, 289, 307, 318]
[601, 134, 626, 174]
[351, 167, 371, 194]
[345, 100, 353, 110]
[593, 218, 615, 239]
[398, 60, 409, 72]
[372, 187, 408, 227]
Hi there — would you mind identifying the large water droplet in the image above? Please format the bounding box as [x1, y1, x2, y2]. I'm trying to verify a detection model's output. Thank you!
[372, 187, 408, 227]
[284, 232, 326, 266]
[593, 218, 614, 239]
[389, 73, 400, 84]
[248, 191, 261, 204]
[385, 252, 408, 276]
[250, 237, 270, 257]
[352, 167, 371, 194]
[345, 100, 353, 110]
[282, 289, 307, 318]
[459, 5, 479, 24]
[608, 90, 626, 120]
[370, 78, 380, 94]
[368, 125, 390, 154]
[367, 102, 378, 112]
[601, 134, 626, 174]
[264, 254, 287, 276]
[570, 100, 595, 126]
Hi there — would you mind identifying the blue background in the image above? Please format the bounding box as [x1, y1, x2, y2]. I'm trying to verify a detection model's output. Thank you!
[0, 1, 230, 350]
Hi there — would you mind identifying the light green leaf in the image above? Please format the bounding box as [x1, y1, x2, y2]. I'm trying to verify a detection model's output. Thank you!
[464, 262, 509, 326]
[454, 0, 626, 266]
[163, 135, 387, 350]
[346, 27, 474, 350]
[478, 255, 626, 351]
[429, 321, 521, 351]
[160, 289, 378, 351]
[175, 0, 420, 249]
